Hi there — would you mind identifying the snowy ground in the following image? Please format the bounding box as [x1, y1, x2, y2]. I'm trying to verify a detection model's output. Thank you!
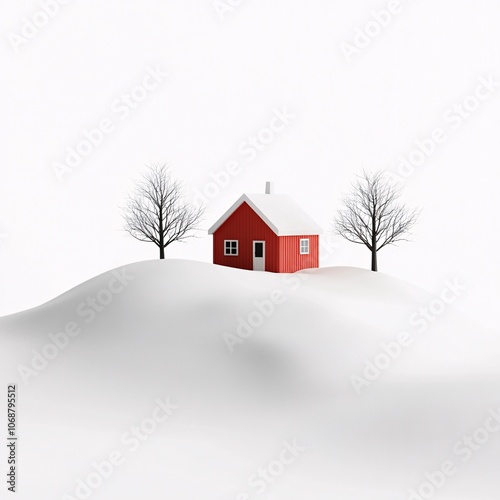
[1, 260, 499, 500]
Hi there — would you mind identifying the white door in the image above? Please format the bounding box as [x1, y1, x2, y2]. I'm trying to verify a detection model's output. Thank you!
[253, 241, 265, 271]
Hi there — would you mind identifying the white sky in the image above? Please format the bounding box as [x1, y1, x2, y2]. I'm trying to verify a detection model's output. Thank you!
[0, 0, 499, 328]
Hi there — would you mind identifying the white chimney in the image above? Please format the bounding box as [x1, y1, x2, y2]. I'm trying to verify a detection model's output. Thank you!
[265, 181, 275, 195]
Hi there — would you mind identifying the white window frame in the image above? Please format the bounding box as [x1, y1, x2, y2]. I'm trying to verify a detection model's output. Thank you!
[300, 238, 310, 255]
[224, 240, 239, 256]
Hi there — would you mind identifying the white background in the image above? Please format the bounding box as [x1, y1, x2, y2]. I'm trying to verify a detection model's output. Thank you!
[0, 0, 498, 327]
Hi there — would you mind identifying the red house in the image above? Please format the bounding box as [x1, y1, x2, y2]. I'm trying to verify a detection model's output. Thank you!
[209, 183, 322, 273]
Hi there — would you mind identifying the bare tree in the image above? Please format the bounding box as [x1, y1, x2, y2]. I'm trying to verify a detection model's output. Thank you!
[333, 171, 419, 272]
[123, 163, 204, 259]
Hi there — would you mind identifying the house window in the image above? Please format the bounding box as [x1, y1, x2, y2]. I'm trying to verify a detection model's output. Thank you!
[300, 239, 310, 255]
[224, 240, 238, 256]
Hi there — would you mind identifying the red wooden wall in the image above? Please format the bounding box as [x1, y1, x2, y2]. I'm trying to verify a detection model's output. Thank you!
[278, 235, 319, 273]
[213, 202, 280, 272]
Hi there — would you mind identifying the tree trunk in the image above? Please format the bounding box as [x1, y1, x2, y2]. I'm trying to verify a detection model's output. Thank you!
[159, 207, 164, 259]
[371, 248, 377, 272]
[371, 217, 378, 272]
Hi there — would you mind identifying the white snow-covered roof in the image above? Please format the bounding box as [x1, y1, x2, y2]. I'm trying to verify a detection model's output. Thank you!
[208, 193, 323, 236]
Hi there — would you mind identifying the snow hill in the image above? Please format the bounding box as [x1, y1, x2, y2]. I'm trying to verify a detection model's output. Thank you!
[0, 260, 499, 500]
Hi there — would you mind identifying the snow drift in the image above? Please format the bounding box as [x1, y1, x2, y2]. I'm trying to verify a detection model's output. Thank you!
[0, 260, 499, 500]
